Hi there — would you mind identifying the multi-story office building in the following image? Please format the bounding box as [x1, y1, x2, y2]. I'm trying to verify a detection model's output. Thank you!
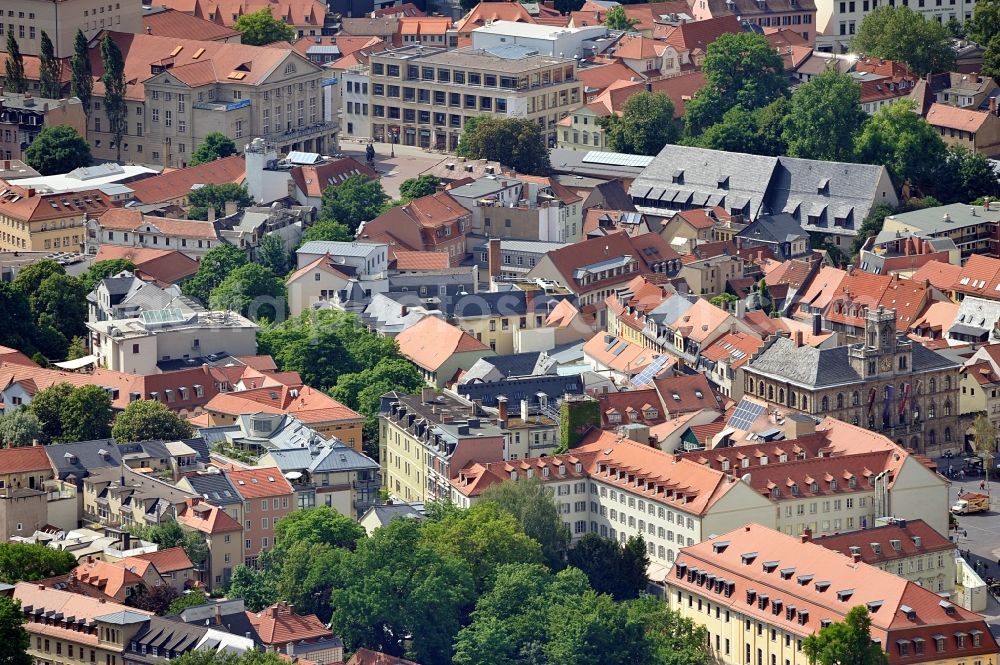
[0, 0, 141, 57]
[0, 181, 115, 252]
[668, 524, 998, 665]
[86, 32, 338, 167]
[367, 45, 581, 151]
[0, 94, 86, 161]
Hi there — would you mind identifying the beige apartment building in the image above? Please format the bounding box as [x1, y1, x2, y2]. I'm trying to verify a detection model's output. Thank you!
[367, 45, 581, 152]
[0, 182, 115, 252]
[87, 32, 338, 167]
[0, 0, 141, 58]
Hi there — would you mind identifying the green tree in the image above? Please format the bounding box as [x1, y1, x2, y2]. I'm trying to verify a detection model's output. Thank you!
[187, 183, 254, 221]
[132, 522, 206, 567]
[301, 218, 354, 243]
[328, 518, 474, 665]
[685, 32, 787, 135]
[31, 273, 88, 355]
[694, 106, 767, 153]
[0, 283, 35, 353]
[939, 143, 1000, 203]
[852, 6, 955, 75]
[0, 543, 76, 582]
[398, 174, 441, 201]
[973, 413, 997, 485]
[482, 477, 570, 568]
[166, 590, 209, 615]
[420, 502, 544, 594]
[256, 234, 291, 277]
[39, 31, 62, 99]
[605, 5, 639, 30]
[783, 69, 867, 162]
[27, 383, 75, 443]
[709, 293, 738, 309]
[567, 533, 648, 600]
[274, 540, 340, 620]
[627, 595, 711, 665]
[969, 0, 1000, 45]
[227, 565, 277, 611]
[4, 33, 25, 94]
[855, 99, 946, 189]
[126, 584, 179, 615]
[23, 125, 92, 176]
[272, 506, 365, 554]
[603, 92, 678, 156]
[172, 649, 287, 665]
[320, 175, 389, 233]
[946, 15, 966, 38]
[100, 34, 126, 163]
[545, 591, 649, 665]
[554, 0, 585, 13]
[983, 35, 1000, 79]
[233, 8, 296, 45]
[458, 116, 551, 175]
[61, 384, 113, 441]
[850, 203, 895, 257]
[80, 259, 136, 292]
[0, 409, 42, 448]
[70, 30, 93, 120]
[66, 337, 88, 361]
[803, 606, 888, 665]
[0, 597, 31, 665]
[189, 132, 238, 166]
[209, 263, 285, 321]
[112, 399, 194, 442]
[182, 244, 249, 305]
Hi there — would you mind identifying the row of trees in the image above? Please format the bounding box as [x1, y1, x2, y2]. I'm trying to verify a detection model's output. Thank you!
[0, 381, 192, 446]
[222, 482, 709, 665]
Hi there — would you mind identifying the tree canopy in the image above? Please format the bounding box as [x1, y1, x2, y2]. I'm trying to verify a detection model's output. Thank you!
[71, 30, 93, 118]
[804, 606, 888, 665]
[0, 543, 76, 583]
[567, 533, 649, 600]
[79, 259, 136, 292]
[458, 116, 552, 175]
[182, 244, 250, 305]
[481, 477, 571, 568]
[187, 183, 253, 221]
[209, 263, 286, 321]
[399, 175, 441, 202]
[782, 69, 867, 162]
[852, 6, 956, 75]
[0, 596, 31, 665]
[605, 5, 639, 30]
[604, 92, 678, 156]
[301, 218, 354, 243]
[24, 125, 92, 176]
[190, 133, 239, 166]
[320, 175, 389, 233]
[854, 99, 947, 190]
[4, 33, 26, 94]
[256, 234, 292, 277]
[233, 8, 296, 45]
[112, 399, 194, 443]
[685, 32, 787, 135]
[38, 31, 61, 99]
[28, 383, 112, 443]
[0, 409, 42, 448]
[101, 34, 127, 162]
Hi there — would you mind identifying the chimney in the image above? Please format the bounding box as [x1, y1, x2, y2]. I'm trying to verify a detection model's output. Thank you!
[800, 528, 811, 543]
[735, 298, 746, 319]
[497, 395, 508, 426]
[224, 200, 238, 217]
[122, 531, 131, 550]
[207, 206, 216, 223]
[520, 398, 529, 422]
[852, 552, 862, 563]
[811, 311, 822, 337]
[793, 330, 803, 347]
[214, 605, 222, 625]
[992, 97, 998, 115]
[31, 439, 39, 447]
[420, 386, 435, 403]
[487, 238, 501, 280]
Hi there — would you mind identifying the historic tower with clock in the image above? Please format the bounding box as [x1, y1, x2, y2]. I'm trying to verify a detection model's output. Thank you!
[848, 306, 913, 380]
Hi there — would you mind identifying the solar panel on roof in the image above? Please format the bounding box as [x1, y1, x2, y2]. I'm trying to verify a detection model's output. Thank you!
[581, 150, 655, 168]
[630, 355, 668, 388]
[728, 398, 766, 431]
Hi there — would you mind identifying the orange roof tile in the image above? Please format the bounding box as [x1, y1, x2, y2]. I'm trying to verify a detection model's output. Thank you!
[97, 209, 220, 240]
[247, 602, 332, 646]
[177, 497, 243, 533]
[227, 467, 294, 499]
[126, 155, 246, 204]
[0, 182, 115, 222]
[127, 546, 195, 574]
[142, 8, 241, 41]
[393, 250, 451, 270]
[73, 559, 145, 600]
[290, 157, 377, 199]
[0, 446, 52, 472]
[204, 384, 362, 424]
[0, 346, 38, 368]
[92, 246, 199, 285]
[926, 102, 991, 132]
[578, 62, 644, 96]
[456, 1, 535, 34]
[700, 331, 765, 369]
[396, 316, 489, 371]
[911, 260, 962, 291]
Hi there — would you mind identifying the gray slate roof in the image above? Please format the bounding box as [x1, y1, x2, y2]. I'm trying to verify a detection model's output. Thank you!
[47, 439, 122, 480]
[746, 336, 959, 388]
[185, 473, 242, 506]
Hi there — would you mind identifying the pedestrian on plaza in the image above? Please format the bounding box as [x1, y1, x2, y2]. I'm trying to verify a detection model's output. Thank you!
[964, 530, 968, 538]
[982, 481, 987, 490]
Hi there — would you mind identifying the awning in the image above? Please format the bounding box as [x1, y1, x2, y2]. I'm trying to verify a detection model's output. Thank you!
[54, 355, 97, 370]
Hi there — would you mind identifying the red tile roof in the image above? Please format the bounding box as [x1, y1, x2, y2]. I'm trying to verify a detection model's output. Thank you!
[396, 316, 489, 371]
[185, 0, 327, 27]
[658, 15, 741, 53]
[578, 62, 644, 96]
[247, 602, 332, 646]
[73, 559, 145, 600]
[0, 446, 52, 473]
[0, 182, 115, 222]
[97, 209, 220, 240]
[810, 519, 953, 566]
[346, 649, 420, 665]
[392, 250, 451, 270]
[0, 345, 39, 368]
[92, 246, 199, 285]
[142, 8, 241, 41]
[177, 497, 243, 534]
[926, 102, 991, 132]
[651, 373, 722, 412]
[911, 260, 962, 292]
[226, 467, 295, 499]
[700, 331, 765, 369]
[203, 384, 362, 424]
[127, 546, 194, 574]
[126, 155, 246, 204]
[456, 1, 535, 34]
[290, 157, 377, 199]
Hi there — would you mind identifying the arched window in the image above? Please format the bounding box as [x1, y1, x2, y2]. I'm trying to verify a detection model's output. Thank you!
[929, 429, 937, 446]
[945, 427, 952, 443]
[944, 376, 952, 390]
[778, 389, 785, 403]
[791, 392, 797, 407]
[759, 381, 765, 395]
[884, 385, 892, 400]
[930, 378, 936, 393]
[944, 401, 952, 416]
[768, 385, 774, 400]
[822, 396, 830, 411]
[852, 391, 860, 406]
[801, 396, 808, 410]
[837, 393, 844, 409]
[928, 402, 936, 419]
